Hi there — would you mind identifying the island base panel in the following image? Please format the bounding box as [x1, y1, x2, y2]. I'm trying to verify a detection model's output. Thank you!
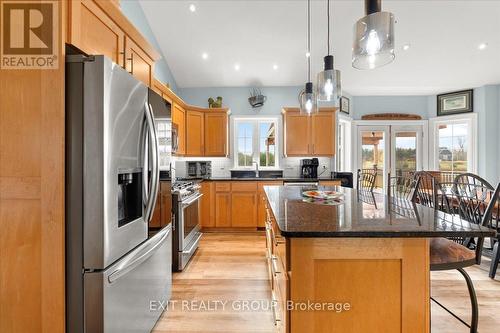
[289, 238, 430, 333]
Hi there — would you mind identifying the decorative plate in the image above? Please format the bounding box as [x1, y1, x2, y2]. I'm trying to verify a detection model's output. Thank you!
[302, 197, 344, 206]
[302, 190, 343, 200]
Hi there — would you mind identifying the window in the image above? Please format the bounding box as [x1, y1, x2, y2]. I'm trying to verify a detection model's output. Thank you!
[438, 123, 468, 172]
[431, 114, 476, 174]
[337, 117, 352, 172]
[234, 118, 278, 169]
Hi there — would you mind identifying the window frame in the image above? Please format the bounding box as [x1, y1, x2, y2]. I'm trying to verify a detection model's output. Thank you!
[337, 113, 353, 172]
[232, 116, 280, 170]
[429, 113, 477, 174]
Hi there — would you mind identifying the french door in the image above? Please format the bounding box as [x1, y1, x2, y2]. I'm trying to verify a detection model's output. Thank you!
[356, 124, 426, 192]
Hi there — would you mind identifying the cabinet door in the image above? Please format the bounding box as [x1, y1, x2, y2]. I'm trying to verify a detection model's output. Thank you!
[69, 0, 125, 67]
[231, 192, 257, 227]
[311, 112, 335, 156]
[285, 112, 311, 156]
[204, 112, 227, 156]
[185, 110, 205, 156]
[172, 103, 186, 155]
[124, 36, 154, 86]
[215, 192, 231, 227]
[200, 182, 214, 227]
[149, 198, 162, 228]
[160, 182, 172, 227]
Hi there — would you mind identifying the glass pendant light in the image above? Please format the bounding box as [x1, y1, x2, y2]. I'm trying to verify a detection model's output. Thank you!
[317, 0, 341, 104]
[352, 0, 395, 70]
[299, 0, 318, 115]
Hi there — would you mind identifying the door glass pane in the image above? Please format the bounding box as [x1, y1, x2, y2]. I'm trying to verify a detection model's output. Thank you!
[395, 132, 417, 177]
[259, 122, 276, 167]
[361, 131, 384, 191]
[438, 123, 468, 173]
[237, 122, 253, 167]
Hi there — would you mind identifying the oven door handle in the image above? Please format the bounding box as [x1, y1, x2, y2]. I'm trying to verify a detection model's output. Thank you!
[181, 193, 203, 207]
[182, 232, 203, 254]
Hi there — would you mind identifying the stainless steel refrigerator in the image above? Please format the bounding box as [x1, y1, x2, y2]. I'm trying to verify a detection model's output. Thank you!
[65, 54, 172, 333]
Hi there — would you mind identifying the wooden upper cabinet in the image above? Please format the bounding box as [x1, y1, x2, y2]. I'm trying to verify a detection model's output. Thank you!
[311, 112, 335, 156]
[283, 108, 337, 157]
[204, 112, 228, 156]
[68, 0, 125, 66]
[284, 111, 311, 156]
[186, 110, 205, 156]
[124, 36, 154, 86]
[172, 103, 186, 155]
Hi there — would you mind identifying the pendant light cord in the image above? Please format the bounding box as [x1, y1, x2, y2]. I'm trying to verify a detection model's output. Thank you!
[327, 0, 331, 55]
[307, 0, 311, 82]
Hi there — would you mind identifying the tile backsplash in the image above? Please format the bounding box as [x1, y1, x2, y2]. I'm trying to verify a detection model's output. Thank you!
[173, 155, 335, 178]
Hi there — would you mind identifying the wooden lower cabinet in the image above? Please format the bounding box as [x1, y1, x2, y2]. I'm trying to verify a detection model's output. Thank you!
[201, 181, 283, 229]
[231, 192, 257, 227]
[149, 181, 172, 228]
[215, 191, 231, 227]
[319, 180, 341, 187]
[200, 182, 215, 227]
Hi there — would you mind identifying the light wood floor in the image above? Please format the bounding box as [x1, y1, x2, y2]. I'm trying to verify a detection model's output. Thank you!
[153, 233, 500, 333]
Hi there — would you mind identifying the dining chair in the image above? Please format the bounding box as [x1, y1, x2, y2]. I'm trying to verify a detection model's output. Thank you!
[413, 171, 437, 208]
[430, 181, 500, 333]
[387, 173, 419, 201]
[357, 168, 377, 192]
[454, 173, 500, 279]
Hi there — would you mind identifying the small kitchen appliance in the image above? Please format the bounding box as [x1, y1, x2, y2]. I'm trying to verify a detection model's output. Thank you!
[300, 158, 319, 178]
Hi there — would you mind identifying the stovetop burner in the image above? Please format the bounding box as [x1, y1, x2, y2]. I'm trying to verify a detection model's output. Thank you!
[172, 180, 201, 201]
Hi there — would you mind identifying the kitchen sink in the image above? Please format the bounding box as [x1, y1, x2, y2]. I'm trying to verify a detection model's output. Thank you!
[230, 170, 283, 179]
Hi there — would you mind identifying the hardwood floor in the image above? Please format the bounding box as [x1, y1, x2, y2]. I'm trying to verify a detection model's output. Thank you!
[153, 233, 500, 333]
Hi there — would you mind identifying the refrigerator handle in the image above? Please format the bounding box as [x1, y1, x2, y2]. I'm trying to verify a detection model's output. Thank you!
[107, 226, 170, 284]
[144, 102, 160, 223]
[141, 118, 149, 209]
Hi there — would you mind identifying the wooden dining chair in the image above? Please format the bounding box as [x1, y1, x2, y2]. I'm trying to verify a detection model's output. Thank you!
[454, 173, 500, 279]
[430, 180, 500, 333]
[357, 168, 377, 192]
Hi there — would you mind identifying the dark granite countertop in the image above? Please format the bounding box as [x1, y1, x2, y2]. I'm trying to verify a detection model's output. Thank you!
[263, 185, 497, 238]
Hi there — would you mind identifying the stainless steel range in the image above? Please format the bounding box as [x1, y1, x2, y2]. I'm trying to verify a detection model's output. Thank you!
[172, 181, 203, 271]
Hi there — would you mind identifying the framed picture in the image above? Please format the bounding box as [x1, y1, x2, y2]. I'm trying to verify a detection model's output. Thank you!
[340, 96, 350, 114]
[437, 89, 473, 116]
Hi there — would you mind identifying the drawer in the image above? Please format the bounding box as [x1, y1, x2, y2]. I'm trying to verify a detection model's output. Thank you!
[319, 180, 341, 186]
[215, 182, 231, 192]
[271, 261, 288, 333]
[274, 238, 288, 272]
[231, 181, 258, 192]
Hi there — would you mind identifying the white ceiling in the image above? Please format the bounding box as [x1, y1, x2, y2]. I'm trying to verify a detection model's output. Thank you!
[139, 0, 500, 95]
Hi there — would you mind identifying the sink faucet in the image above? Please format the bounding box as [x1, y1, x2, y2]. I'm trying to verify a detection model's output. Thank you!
[252, 161, 259, 178]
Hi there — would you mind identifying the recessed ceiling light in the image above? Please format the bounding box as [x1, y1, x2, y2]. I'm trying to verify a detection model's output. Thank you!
[189, 4, 196, 12]
[305, 52, 311, 58]
[234, 63, 240, 71]
[478, 42, 488, 50]
[273, 64, 278, 70]
[201, 52, 208, 60]
[402, 44, 410, 51]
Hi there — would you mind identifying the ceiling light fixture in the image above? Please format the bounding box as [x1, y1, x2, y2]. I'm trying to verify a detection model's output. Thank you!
[234, 63, 240, 71]
[189, 4, 196, 12]
[299, 0, 318, 115]
[305, 52, 311, 58]
[201, 52, 208, 60]
[478, 43, 488, 50]
[352, 0, 395, 70]
[273, 64, 278, 70]
[402, 43, 410, 51]
[317, 0, 341, 104]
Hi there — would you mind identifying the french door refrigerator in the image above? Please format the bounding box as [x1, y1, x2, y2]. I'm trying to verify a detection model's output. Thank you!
[65, 54, 171, 333]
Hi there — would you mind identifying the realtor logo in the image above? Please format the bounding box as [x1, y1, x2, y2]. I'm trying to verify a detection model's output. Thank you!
[1, 1, 58, 69]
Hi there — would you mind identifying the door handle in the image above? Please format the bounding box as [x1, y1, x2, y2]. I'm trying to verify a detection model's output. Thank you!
[143, 102, 160, 223]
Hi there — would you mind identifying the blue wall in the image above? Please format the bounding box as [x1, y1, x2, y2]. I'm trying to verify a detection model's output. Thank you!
[121, 0, 178, 92]
[351, 95, 431, 119]
[179, 86, 344, 115]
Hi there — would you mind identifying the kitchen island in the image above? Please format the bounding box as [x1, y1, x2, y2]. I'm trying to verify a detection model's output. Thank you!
[263, 185, 495, 333]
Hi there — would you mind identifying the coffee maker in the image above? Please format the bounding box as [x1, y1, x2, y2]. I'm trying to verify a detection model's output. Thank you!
[300, 158, 319, 178]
